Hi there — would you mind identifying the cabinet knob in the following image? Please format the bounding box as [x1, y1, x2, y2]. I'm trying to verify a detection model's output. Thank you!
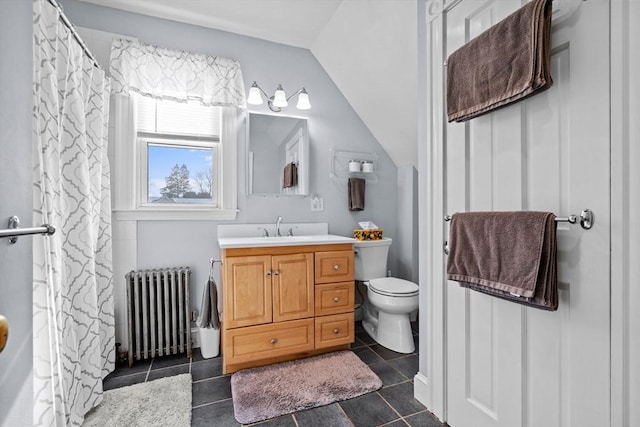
[273, 270, 280, 276]
[334, 264, 340, 270]
[266, 270, 272, 276]
[270, 338, 277, 345]
[333, 297, 340, 302]
[333, 328, 340, 334]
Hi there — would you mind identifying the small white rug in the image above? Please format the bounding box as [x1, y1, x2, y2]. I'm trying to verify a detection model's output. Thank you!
[83, 374, 192, 427]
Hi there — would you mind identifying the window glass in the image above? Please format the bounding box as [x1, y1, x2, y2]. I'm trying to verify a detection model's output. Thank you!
[146, 143, 218, 205]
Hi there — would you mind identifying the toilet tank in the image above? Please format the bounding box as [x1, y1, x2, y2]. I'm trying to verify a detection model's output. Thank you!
[353, 237, 392, 281]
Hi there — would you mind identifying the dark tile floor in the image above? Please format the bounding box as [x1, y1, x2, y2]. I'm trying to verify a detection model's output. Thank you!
[103, 322, 445, 427]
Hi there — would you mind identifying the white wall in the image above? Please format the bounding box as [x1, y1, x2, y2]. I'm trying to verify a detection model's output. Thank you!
[61, 0, 417, 350]
[0, 1, 33, 426]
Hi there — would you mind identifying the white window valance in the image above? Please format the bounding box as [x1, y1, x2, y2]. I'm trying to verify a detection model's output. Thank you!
[109, 38, 246, 108]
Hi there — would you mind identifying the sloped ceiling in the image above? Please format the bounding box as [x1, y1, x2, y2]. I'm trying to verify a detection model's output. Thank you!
[75, 0, 417, 167]
[311, 0, 417, 167]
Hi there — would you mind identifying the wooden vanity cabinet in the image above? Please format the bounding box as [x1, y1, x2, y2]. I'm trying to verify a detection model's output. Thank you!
[220, 243, 354, 373]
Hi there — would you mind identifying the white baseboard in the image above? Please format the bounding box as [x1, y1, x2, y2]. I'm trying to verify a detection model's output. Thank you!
[414, 372, 430, 408]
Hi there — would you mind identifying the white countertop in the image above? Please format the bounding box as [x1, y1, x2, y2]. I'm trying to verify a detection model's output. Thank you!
[218, 234, 357, 249]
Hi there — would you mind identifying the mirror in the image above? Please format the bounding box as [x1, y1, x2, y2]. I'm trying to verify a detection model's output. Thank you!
[247, 113, 309, 196]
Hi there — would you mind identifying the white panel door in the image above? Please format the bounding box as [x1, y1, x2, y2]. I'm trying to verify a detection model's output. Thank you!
[444, 1, 610, 427]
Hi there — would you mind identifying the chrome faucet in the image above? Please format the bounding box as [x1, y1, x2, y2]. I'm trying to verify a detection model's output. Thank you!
[276, 216, 283, 237]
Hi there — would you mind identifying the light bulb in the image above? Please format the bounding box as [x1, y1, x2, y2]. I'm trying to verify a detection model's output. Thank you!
[247, 82, 263, 105]
[296, 89, 311, 110]
[272, 85, 288, 108]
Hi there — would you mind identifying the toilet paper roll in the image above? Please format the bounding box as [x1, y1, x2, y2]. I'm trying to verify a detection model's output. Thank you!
[348, 160, 361, 172]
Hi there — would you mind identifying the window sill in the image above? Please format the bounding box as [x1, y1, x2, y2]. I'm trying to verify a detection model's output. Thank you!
[113, 208, 238, 221]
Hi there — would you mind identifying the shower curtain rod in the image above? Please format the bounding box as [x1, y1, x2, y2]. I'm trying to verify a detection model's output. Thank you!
[46, 0, 101, 69]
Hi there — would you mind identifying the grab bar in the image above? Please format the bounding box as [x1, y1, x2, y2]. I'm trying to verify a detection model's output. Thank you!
[444, 209, 594, 230]
[0, 216, 56, 244]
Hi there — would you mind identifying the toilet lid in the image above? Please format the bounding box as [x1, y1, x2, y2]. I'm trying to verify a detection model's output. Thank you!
[369, 277, 419, 297]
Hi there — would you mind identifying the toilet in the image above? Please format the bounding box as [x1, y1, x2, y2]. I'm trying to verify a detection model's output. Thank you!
[354, 237, 419, 353]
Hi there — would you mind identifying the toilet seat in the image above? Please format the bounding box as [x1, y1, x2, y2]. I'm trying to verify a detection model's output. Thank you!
[368, 277, 419, 297]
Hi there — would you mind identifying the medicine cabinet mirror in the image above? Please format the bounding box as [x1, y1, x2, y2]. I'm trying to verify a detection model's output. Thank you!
[246, 112, 309, 196]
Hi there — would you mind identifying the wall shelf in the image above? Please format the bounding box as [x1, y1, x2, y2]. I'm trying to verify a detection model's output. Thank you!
[330, 149, 378, 183]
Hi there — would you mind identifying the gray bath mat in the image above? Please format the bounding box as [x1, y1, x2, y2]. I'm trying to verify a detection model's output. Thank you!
[230, 350, 382, 424]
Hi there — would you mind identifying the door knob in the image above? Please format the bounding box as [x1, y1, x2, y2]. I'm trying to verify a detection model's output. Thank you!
[0, 315, 8, 353]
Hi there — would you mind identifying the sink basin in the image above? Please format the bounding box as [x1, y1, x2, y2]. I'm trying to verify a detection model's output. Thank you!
[218, 234, 356, 249]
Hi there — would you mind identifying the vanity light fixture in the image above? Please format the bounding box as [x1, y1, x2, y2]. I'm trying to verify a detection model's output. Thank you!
[247, 81, 311, 112]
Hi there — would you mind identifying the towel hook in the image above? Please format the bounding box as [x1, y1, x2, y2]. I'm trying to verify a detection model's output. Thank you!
[208, 258, 222, 279]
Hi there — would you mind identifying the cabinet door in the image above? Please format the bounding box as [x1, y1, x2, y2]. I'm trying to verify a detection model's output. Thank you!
[272, 253, 314, 322]
[224, 255, 272, 329]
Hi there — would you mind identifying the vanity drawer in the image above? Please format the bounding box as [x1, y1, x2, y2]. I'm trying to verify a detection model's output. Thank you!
[315, 250, 354, 284]
[314, 312, 354, 349]
[224, 318, 314, 364]
[315, 282, 355, 316]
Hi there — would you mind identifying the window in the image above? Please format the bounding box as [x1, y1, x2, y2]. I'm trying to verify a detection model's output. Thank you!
[112, 93, 238, 220]
[136, 94, 221, 207]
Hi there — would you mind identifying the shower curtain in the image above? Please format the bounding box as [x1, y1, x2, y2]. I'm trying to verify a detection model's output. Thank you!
[32, 0, 114, 425]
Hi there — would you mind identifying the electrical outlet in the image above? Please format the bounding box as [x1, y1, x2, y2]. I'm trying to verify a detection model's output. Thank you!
[311, 196, 324, 211]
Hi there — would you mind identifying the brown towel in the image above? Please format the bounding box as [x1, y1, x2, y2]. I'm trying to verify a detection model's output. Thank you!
[447, 211, 558, 310]
[283, 162, 298, 188]
[446, 0, 553, 122]
[348, 177, 365, 211]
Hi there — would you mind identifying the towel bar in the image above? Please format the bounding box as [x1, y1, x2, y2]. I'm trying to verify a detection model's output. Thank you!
[444, 209, 594, 230]
[0, 216, 56, 244]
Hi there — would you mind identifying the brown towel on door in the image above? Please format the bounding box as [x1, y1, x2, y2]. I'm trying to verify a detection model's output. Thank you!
[447, 211, 558, 310]
[348, 177, 365, 211]
[446, 0, 553, 122]
[282, 162, 298, 188]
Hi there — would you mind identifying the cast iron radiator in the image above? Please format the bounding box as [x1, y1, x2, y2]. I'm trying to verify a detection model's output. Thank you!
[125, 267, 192, 367]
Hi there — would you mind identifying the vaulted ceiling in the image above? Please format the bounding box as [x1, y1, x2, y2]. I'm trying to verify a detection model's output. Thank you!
[76, 0, 418, 167]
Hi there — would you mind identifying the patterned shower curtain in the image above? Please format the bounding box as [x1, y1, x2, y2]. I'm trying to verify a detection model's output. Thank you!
[32, 0, 114, 425]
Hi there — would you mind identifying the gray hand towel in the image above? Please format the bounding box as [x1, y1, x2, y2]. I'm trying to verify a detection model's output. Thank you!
[283, 162, 298, 188]
[446, 0, 553, 122]
[348, 177, 365, 211]
[446, 211, 557, 311]
[197, 278, 220, 329]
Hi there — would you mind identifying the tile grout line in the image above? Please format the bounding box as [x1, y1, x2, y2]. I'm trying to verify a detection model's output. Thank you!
[191, 396, 233, 410]
[144, 359, 153, 382]
[334, 402, 356, 427]
[376, 390, 406, 424]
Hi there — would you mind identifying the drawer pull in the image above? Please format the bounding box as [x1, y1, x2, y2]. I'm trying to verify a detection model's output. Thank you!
[333, 328, 340, 334]
[270, 338, 277, 345]
[333, 297, 340, 302]
[334, 264, 340, 270]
